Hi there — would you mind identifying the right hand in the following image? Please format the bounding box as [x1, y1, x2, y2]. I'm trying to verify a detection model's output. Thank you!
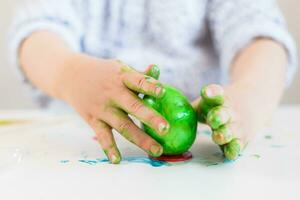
[58, 54, 169, 164]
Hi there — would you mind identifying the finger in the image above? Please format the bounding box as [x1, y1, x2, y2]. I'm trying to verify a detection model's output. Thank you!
[198, 84, 225, 122]
[118, 60, 134, 73]
[200, 84, 224, 106]
[122, 72, 166, 98]
[143, 95, 160, 110]
[191, 98, 201, 111]
[206, 106, 231, 130]
[223, 138, 241, 160]
[104, 108, 164, 157]
[89, 119, 121, 164]
[119, 61, 160, 80]
[116, 91, 169, 135]
[192, 97, 208, 123]
[144, 64, 160, 80]
[118, 61, 163, 96]
[212, 125, 233, 145]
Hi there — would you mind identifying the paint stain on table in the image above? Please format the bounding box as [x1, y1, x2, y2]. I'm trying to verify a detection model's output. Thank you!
[270, 144, 285, 148]
[76, 157, 170, 167]
[78, 159, 98, 165]
[0, 119, 29, 126]
[60, 160, 70, 163]
[264, 135, 272, 140]
[251, 154, 261, 159]
[192, 152, 229, 166]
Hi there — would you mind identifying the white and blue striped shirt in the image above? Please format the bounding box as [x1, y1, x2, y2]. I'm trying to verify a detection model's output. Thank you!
[9, 0, 298, 109]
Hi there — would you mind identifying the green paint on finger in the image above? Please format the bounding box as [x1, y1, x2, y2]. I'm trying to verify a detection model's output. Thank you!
[200, 85, 224, 106]
[198, 100, 213, 122]
[146, 64, 160, 80]
[224, 138, 241, 160]
[206, 106, 230, 130]
[111, 154, 121, 164]
[212, 125, 233, 145]
[155, 83, 166, 98]
[149, 144, 163, 157]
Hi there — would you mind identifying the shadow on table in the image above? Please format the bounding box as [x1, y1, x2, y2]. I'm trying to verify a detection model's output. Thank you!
[190, 141, 227, 167]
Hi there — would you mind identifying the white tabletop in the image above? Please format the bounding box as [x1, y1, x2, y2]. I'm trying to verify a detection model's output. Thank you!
[0, 106, 299, 200]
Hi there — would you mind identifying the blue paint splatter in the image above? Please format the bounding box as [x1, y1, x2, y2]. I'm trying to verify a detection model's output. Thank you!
[77, 157, 169, 167]
[223, 158, 235, 164]
[202, 129, 212, 136]
[78, 159, 98, 165]
[125, 157, 168, 167]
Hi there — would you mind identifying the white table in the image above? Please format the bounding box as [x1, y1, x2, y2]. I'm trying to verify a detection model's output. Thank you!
[0, 106, 299, 200]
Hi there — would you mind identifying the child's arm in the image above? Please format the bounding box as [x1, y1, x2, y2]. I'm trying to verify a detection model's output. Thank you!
[226, 38, 286, 142]
[194, 0, 297, 160]
[19, 31, 170, 163]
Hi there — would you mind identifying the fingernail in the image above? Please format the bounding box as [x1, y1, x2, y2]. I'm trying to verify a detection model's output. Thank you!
[155, 86, 166, 98]
[205, 84, 223, 97]
[150, 145, 163, 157]
[219, 109, 231, 124]
[111, 154, 120, 164]
[158, 122, 169, 135]
[149, 64, 160, 80]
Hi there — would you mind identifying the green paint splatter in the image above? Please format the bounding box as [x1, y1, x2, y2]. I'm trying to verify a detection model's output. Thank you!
[0, 119, 28, 126]
[251, 154, 261, 159]
[60, 160, 70, 163]
[196, 159, 221, 166]
[270, 144, 285, 148]
[264, 135, 272, 140]
[193, 152, 226, 166]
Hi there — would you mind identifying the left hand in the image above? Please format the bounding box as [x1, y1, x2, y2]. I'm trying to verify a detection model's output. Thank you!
[192, 84, 262, 160]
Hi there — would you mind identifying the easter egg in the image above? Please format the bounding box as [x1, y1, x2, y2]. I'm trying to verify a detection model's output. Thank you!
[143, 85, 197, 155]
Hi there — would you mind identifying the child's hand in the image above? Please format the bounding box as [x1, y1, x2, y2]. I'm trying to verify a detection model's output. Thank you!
[193, 84, 257, 160]
[59, 54, 169, 163]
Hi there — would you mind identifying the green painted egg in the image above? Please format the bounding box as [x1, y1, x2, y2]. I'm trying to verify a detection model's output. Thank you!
[143, 85, 197, 155]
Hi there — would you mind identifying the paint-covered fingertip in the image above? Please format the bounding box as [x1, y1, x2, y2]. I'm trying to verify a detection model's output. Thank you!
[212, 126, 233, 145]
[110, 154, 122, 164]
[224, 138, 241, 161]
[155, 84, 166, 99]
[158, 121, 170, 135]
[146, 64, 160, 80]
[149, 144, 164, 157]
[200, 84, 224, 106]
